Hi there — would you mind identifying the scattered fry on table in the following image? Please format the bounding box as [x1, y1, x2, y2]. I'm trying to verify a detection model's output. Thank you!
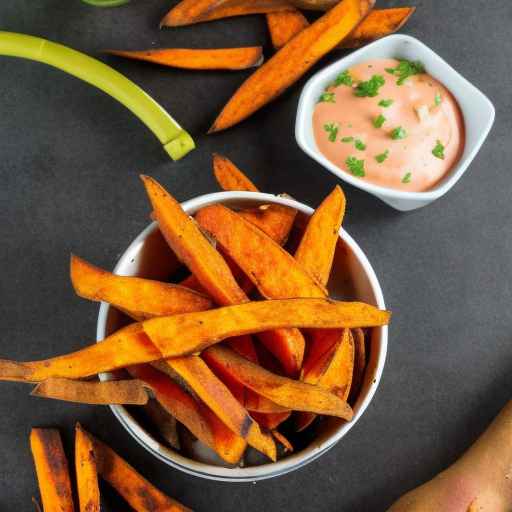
[75, 423, 100, 512]
[209, 0, 375, 132]
[266, 9, 309, 50]
[106, 47, 264, 71]
[30, 428, 74, 512]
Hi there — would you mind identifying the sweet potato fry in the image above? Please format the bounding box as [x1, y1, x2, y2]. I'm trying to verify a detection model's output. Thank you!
[161, 0, 293, 27]
[31, 377, 150, 405]
[209, 0, 375, 132]
[348, 327, 367, 404]
[203, 345, 353, 419]
[339, 7, 416, 49]
[75, 423, 100, 512]
[106, 47, 264, 71]
[196, 204, 326, 298]
[71, 254, 212, 321]
[213, 153, 258, 192]
[272, 430, 293, 452]
[0, 299, 389, 382]
[295, 186, 345, 287]
[252, 411, 291, 430]
[89, 429, 191, 512]
[266, 9, 309, 50]
[164, 356, 276, 461]
[143, 399, 180, 450]
[30, 428, 74, 512]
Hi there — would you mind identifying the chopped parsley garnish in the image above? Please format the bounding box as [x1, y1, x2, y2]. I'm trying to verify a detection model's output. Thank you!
[402, 172, 412, 184]
[434, 92, 442, 106]
[333, 70, 353, 87]
[345, 156, 365, 177]
[341, 136, 354, 143]
[323, 123, 339, 142]
[373, 114, 386, 128]
[391, 126, 407, 140]
[378, 99, 394, 108]
[355, 139, 366, 151]
[354, 75, 385, 97]
[432, 140, 445, 159]
[375, 150, 389, 163]
[318, 91, 335, 103]
[385, 59, 425, 85]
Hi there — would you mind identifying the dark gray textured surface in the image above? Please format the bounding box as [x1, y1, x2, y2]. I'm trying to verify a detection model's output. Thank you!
[0, 1, 510, 510]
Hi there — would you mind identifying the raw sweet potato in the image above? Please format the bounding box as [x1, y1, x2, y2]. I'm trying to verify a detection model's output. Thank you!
[339, 7, 416, 49]
[295, 186, 345, 287]
[348, 328, 366, 404]
[75, 423, 100, 512]
[106, 47, 264, 71]
[143, 399, 180, 450]
[89, 430, 191, 512]
[71, 254, 212, 321]
[203, 345, 353, 419]
[213, 153, 258, 192]
[164, 356, 276, 461]
[31, 377, 150, 405]
[266, 9, 309, 50]
[161, 0, 293, 27]
[30, 428, 74, 512]
[0, 299, 389, 383]
[209, 0, 375, 132]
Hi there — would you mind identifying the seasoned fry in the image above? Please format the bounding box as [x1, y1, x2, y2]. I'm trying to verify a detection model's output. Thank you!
[75, 423, 100, 512]
[272, 430, 293, 452]
[340, 7, 416, 49]
[164, 356, 276, 461]
[0, 299, 389, 382]
[30, 428, 74, 512]
[252, 411, 291, 430]
[31, 377, 150, 405]
[106, 47, 264, 71]
[71, 254, 212, 321]
[143, 399, 180, 449]
[213, 153, 258, 192]
[203, 345, 353, 419]
[266, 9, 309, 50]
[161, 0, 293, 27]
[348, 328, 367, 404]
[209, 0, 375, 132]
[89, 429, 192, 511]
[295, 186, 345, 287]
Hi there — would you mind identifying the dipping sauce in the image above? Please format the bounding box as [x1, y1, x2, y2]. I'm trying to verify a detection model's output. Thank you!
[313, 58, 464, 192]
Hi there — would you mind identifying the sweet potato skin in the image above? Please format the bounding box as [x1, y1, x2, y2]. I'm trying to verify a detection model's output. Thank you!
[266, 9, 309, 49]
[71, 254, 212, 321]
[30, 428, 74, 512]
[90, 430, 191, 512]
[203, 345, 353, 419]
[75, 424, 100, 512]
[209, 0, 375, 132]
[106, 47, 264, 71]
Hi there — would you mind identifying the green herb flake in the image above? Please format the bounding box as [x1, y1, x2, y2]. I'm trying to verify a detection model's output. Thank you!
[341, 136, 354, 143]
[391, 126, 407, 140]
[333, 70, 353, 87]
[375, 150, 389, 163]
[432, 140, 445, 159]
[402, 172, 412, 184]
[354, 75, 385, 97]
[386, 59, 425, 85]
[373, 114, 386, 129]
[434, 92, 442, 106]
[345, 156, 365, 177]
[354, 139, 366, 151]
[323, 123, 339, 142]
[318, 91, 336, 103]
[378, 99, 394, 108]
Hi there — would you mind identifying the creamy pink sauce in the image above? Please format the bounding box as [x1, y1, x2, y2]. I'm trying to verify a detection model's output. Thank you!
[313, 59, 465, 192]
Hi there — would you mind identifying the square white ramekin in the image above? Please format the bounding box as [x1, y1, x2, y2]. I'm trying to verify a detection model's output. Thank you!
[296, 34, 495, 211]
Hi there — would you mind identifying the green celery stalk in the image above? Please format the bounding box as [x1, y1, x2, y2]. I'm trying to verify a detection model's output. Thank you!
[81, 0, 130, 6]
[0, 32, 195, 160]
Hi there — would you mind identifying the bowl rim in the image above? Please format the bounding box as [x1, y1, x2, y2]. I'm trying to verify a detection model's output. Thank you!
[96, 191, 388, 481]
[295, 34, 495, 203]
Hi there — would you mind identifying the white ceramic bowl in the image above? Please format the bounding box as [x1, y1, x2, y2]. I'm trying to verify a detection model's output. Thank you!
[296, 34, 495, 211]
[96, 191, 387, 481]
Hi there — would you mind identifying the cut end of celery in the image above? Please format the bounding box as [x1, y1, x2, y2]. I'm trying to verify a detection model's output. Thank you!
[164, 130, 195, 161]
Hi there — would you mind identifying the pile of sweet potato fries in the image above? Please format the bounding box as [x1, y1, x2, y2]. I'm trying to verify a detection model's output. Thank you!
[107, 0, 415, 132]
[1, 155, 390, 465]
